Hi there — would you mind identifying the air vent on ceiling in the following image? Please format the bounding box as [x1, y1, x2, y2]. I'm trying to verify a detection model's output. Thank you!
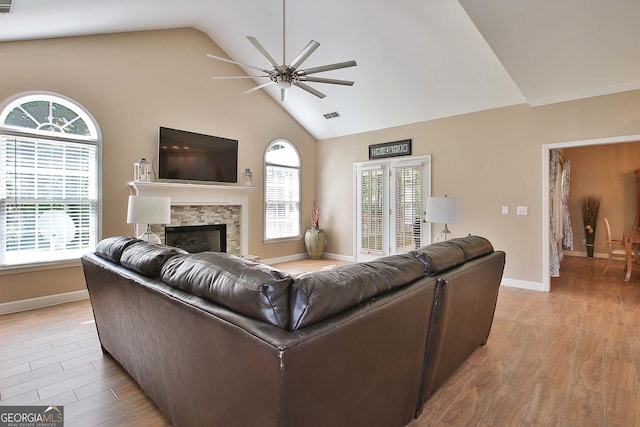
[323, 111, 341, 120]
[0, 0, 11, 13]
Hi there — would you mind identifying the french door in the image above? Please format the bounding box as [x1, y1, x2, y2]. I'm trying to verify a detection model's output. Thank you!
[355, 155, 431, 262]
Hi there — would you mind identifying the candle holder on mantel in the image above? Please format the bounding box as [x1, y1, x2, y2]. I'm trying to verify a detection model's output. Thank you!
[243, 168, 253, 187]
[134, 158, 151, 182]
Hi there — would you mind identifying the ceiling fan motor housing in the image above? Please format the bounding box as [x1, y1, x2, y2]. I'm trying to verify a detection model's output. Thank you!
[272, 69, 295, 88]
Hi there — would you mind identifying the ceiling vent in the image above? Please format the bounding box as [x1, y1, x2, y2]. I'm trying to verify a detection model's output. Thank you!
[0, 0, 11, 13]
[323, 111, 341, 120]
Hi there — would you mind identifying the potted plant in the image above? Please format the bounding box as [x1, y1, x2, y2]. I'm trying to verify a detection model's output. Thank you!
[304, 205, 327, 259]
[581, 195, 600, 257]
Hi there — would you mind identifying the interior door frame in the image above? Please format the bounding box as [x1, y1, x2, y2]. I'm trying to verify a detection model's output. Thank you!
[541, 133, 640, 292]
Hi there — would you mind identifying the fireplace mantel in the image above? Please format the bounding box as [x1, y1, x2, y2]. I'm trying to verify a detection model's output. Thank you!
[127, 181, 255, 255]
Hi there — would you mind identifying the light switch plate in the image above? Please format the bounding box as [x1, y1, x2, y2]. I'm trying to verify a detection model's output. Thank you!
[502, 206, 509, 215]
[516, 206, 528, 216]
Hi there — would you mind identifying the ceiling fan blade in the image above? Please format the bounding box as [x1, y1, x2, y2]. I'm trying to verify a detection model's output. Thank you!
[288, 40, 320, 71]
[247, 36, 280, 68]
[206, 54, 270, 74]
[211, 76, 269, 79]
[242, 81, 275, 95]
[296, 60, 357, 76]
[300, 76, 354, 86]
[293, 81, 326, 99]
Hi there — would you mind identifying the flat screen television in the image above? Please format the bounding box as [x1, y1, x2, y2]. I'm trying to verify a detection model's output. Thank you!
[158, 126, 238, 183]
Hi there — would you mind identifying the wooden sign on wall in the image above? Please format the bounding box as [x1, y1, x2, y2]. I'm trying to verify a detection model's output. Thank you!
[369, 139, 412, 159]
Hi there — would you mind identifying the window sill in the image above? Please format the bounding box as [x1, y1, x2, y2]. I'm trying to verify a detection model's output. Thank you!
[0, 259, 82, 276]
[264, 236, 302, 244]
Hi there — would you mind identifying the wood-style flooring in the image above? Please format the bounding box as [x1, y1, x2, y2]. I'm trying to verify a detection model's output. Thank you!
[1, 256, 639, 426]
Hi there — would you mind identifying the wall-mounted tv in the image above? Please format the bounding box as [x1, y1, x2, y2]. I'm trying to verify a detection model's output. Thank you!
[158, 127, 238, 183]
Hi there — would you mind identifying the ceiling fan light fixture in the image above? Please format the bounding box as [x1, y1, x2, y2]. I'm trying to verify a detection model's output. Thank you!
[276, 76, 293, 89]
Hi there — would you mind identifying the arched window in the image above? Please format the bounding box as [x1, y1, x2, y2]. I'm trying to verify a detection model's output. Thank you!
[0, 92, 101, 268]
[264, 140, 300, 241]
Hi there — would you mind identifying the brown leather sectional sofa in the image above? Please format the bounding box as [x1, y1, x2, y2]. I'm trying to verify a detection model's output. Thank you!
[81, 235, 505, 427]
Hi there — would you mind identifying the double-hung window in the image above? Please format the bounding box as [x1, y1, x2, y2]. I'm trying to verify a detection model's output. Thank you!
[264, 140, 300, 241]
[0, 93, 101, 268]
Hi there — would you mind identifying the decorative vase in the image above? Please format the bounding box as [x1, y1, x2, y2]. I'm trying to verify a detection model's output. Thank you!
[304, 227, 327, 260]
[585, 244, 595, 257]
[581, 195, 600, 259]
[585, 231, 595, 258]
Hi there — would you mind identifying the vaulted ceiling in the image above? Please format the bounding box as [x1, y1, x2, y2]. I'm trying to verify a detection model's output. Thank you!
[1, 0, 639, 140]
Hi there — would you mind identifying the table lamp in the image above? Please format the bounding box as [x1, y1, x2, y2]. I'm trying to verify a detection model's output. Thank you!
[127, 195, 171, 243]
[425, 195, 463, 242]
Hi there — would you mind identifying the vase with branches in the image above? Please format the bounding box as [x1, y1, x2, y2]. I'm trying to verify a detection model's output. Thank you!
[304, 204, 326, 259]
[581, 195, 600, 257]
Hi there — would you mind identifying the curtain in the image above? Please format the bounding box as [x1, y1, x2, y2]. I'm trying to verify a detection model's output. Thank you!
[562, 159, 574, 250]
[549, 150, 560, 277]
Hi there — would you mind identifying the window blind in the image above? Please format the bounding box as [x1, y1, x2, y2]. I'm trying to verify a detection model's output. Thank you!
[0, 135, 98, 266]
[393, 164, 422, 252]
[265, 164, 300, 239]
[359, 167, 384, 252]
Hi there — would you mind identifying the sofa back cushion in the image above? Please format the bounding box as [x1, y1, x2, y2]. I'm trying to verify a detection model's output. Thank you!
[160, 252, 293, 329]
[120, 241, 188, 277]
[411, 242, 465, 275]
[448, 235, 494, 261]
[289, 254, 425, 330]
[411, 235, 494, 275]
[94, 236, 141, 264]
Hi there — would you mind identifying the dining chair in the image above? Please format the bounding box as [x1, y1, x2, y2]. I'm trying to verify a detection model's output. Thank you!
[601, 216, 632, 274]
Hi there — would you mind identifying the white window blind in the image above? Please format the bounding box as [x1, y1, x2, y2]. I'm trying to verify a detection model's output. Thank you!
[264, 140, 300, 241]
[0, 135, 98, 266]
[265, 165, 300, 239]
[392, 164, 423, 252]
[0, 93, 100, 268]
[359, 167, 385, 253]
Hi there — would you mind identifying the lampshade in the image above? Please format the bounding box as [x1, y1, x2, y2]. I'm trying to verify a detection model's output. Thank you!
[425, 196, 464, 224]
[127, 195, 171, 225]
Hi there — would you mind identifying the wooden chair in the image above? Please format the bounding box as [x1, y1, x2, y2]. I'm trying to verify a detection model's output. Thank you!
[601, 217, 631, 274]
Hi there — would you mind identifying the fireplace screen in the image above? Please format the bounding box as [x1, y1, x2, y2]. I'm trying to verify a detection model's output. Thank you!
[165, 224, 226, 253]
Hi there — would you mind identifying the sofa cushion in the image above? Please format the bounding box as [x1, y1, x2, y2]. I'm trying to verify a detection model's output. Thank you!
[120, 241, 188, 277]
[160, 252, 293, 329]
[94, 236, 141, 264]
[410, 241, 466, 275]
[289, 254, 425, 331]
[448, 235, 494, 261]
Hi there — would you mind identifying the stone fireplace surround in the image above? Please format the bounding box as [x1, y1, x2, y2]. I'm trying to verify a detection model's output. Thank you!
[127, 181, 254, 257]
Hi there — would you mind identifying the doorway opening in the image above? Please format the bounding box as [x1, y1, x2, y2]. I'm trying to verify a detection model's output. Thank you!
[542, 133, 640, 291]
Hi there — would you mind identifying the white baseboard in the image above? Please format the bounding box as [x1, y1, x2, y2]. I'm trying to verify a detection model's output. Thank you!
[261, 253, 308, 265]
[563, 250, 608, 259]
[501, 277, 545, 292]
[0, 290, 89, 315]
[262, 252, 356, 265]
[322, 252, 356, 262]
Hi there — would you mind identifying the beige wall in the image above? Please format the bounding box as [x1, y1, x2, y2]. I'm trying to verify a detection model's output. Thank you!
[318, 91, 640, 286]
[3, 27, 640, 303]
[563, 142, 640, 256]
[0, 28, 316, 304]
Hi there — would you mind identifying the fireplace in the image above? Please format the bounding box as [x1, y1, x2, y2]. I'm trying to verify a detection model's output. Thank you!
[165, 224, 227, 253]
[127, 180, 253, 257]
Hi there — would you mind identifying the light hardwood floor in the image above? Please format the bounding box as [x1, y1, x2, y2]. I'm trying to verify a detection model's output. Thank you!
[1, 256, 639, 426]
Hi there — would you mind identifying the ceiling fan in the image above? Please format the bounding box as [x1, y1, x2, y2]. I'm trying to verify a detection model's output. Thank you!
[207, 0, 357, 102]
